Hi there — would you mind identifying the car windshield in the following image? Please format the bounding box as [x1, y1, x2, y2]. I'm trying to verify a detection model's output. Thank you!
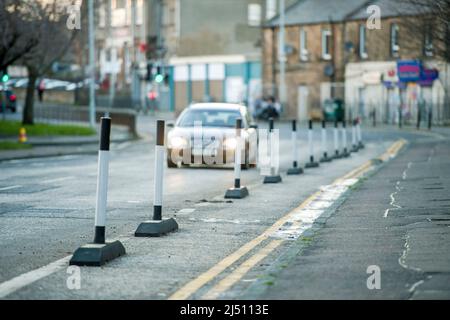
[178, 109, 242, 128]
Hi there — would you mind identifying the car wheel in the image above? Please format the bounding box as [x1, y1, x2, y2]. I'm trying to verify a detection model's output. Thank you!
[241, 144, 250, 170]
[167, 153, 178, 168]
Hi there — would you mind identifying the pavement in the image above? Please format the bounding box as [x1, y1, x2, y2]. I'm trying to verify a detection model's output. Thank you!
[0, 114, 449, 300]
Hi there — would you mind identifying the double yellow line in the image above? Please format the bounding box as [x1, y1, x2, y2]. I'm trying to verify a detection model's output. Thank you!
[168, 139, 407, 300]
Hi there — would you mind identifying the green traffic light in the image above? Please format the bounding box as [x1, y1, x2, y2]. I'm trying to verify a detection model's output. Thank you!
[154, 74, 164, 83]
[1, 74, 9, 83]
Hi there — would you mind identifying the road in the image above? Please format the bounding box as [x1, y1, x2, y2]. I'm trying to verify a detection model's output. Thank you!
[0, 117, 448, 299]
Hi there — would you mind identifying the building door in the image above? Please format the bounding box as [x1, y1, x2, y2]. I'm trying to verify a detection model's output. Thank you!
[358, 87, 366, 118]
[297, 86, 309, 121]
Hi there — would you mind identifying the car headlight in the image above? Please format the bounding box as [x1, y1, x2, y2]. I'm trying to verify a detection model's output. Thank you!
[223, 137, 238, 149]
[169, 136, 188, 149]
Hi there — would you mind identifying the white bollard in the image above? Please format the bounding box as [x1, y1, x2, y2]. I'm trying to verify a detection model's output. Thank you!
[225, 118, 249, 198]
[287, 119, 303, 175]
[333, 120, 341, 159]
[263, 117, 282, 183]
[135, 120, 178, 237]
[70, 117, 126, 266]
[351, 119, 359, 152]
[341, 120, 350, 158]
[305, 120, 319, 168]
[357, 118, 365, 149]
[320, 120, 332, 163]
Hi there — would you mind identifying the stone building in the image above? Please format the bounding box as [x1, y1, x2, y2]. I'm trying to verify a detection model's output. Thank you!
[263, 0, 449, 123]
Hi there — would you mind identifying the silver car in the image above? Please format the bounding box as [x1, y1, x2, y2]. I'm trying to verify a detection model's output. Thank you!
[166, 103, 258, 169]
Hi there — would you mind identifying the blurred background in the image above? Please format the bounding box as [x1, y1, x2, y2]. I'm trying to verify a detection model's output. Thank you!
[1, 0, 449, 127]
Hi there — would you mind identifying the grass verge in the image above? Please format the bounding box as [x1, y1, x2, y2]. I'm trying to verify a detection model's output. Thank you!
[0, 141, 32, 151]
[0, 120, 95, 136]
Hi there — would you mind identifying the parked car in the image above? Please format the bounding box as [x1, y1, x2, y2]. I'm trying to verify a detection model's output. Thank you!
[166, 103, 258, 169]
[0, 88, 17, 113]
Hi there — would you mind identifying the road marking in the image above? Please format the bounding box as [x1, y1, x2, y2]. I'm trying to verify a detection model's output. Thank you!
[167, 190, 319, 300]
[177, 208, 196, 214]
[0, 185, 22, 192]
[0, 139, 407, 300]
[168, 139, 407, 300]
[202, 240, 283, 299]
[41, 176, 74, 184]
[0, 256, 71, 299]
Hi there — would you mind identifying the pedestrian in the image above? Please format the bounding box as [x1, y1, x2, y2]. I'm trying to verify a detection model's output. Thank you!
[37, 79, 45, 102]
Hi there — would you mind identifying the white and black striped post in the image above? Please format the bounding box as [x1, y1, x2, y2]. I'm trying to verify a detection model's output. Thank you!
[333, 120, 342, 159]
[319, 120, 332, 163]
[225, 119, 249, 198]
[70, 117, 126, 266]
[341, 120, 350, 158]
[135, 120, 178, 237]
[263, 117, 282, 183]
[305, 120, 319, 168]
[287, 119, 303, 175]
[351, 119, 359, 152]
[357, 117, 364, 149]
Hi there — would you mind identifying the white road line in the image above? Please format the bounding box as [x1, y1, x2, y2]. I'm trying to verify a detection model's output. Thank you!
[177, 208, 196, 214]
[0, 234, 133, 298]
[0, 185, 22, 192]
[0, 255, 71, 299]
[41, 176, 74, 184]
[115, 141, 132, 151]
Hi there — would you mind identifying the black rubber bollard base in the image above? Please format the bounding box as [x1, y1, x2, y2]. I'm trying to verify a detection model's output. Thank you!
[134, 218, 178, 237]
[320, 156, 332, 163]
[69, 240, 126, 267]
[358, 142, 365, 149]
[305, 161, 320, 168]
[287, 167, 304, 175]
[333, 153, 343, 159]
[342, 151, 351, 158]
[351, 145, 360, 153]
[224, 186, 249, 199]
[263, 175, 282, 183]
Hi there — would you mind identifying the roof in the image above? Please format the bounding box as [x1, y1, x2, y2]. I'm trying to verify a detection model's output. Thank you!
[267, 0, 370, 27]
[349, 0, 434, 20]
[266, 0, 430, 27]
[189, 103, 243, 111]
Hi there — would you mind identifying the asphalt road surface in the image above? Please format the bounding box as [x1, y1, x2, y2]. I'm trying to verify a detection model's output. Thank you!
[0, 118, 448, 299]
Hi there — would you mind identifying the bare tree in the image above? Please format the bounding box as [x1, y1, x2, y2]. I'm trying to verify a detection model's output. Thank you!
[395, 0, 450, 120]
[20, 0, 82, 124]
[0, 0, 40, 70]
[397, 0, 450, 62]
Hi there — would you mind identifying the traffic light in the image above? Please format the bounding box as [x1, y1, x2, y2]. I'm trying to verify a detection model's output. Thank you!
[154, 66, 164, 83]
[1, 68, 9, 83]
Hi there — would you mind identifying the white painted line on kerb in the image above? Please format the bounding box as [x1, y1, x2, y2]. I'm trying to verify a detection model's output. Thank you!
[0, 255, 71, 299]
[0, 185, 22, 192]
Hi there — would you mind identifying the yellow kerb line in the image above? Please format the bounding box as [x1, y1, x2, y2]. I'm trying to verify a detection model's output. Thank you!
[168, 139, 406, 300]
[202, 240, 283, 300]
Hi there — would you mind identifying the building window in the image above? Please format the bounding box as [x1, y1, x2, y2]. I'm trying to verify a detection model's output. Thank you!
[299, 28, 308, 61]
[248, 4, 262, 27]
[266, 0, 277, 20]
[359, 24, 368, 59]
[424, 29, 433, 57]
[322, 29, 332, 60]
[114, 0, 126, 9]
[390, 23, 400, 57]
